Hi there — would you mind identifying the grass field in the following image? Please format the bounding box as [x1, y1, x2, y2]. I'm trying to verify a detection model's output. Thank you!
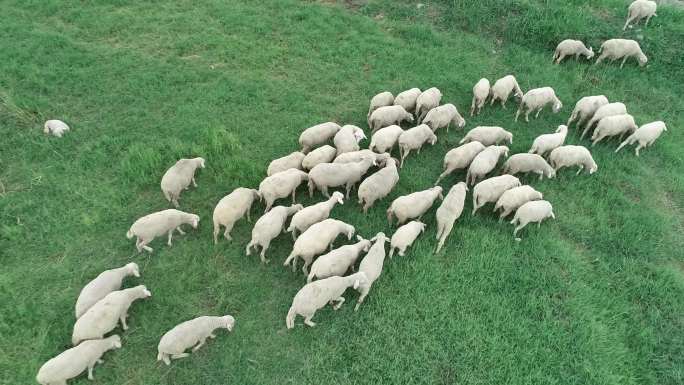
[1, 0, 683, 384]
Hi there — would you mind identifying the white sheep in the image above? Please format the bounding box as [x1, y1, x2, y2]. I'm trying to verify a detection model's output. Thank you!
[422, 103, 466, 133]
[246, 204, 303, 263]
[549, 145, 598, 175]
[494, 185, 543, 221]
[471, 175, 521, 215]
[470, 78, 491, 116]
[624, 0, 658, 30]
[459, 126, 513, 146]
[369, 125, 404, 154]
[393, 88, 422, 113]
[267, 151, 306, 176]
[515, 87, 563, 122]
[299, 122, 342, 153]
[72, 285, 152, 345]
[591, 113, 638, 146]
[160, 157, 206, 207]
[434, 141, 486, 185]
[43, 119, 70, 137]
[528, 125, 568, 156]
[334, 125, 366, 155]
[581, 102, 628, 139]
[567, 95, 609, 129]
[398, 124, 438, 168]
[307, 236, 371, 282]
[302, 145, 337, 170]
[615, 121, 667, 156]
[283, 218, 355, 274]
[333, 149, 390, 164]
[354, 233, 389, 311]
[157, 315, 235, 365]
[307, 155, 376, 198]
[466, 145, 509, 185]
[490, 75, 523, 108]
[127, 209, 199, 253]
[75, 263, 140, 319]
[511, 200, 555, 238]
[287, 191, 344, 239]
[286, 272, 368, 328]
[357, 157, 400, 213]
[389, 221, 426, 258]
[595, 39, 648, 68]
[367, 92, 395, 124]
[435, 182, 468, 253]
[369, 105, 414, 134]
[416, 87, 442, 123]
[36, 335, 121, 385]
[552, 40, 594, 64]
[212, 188, 260, 243]
[387, 186, 443, 225]
[502, 153, 556, 180]
[258, 168, 309, 212]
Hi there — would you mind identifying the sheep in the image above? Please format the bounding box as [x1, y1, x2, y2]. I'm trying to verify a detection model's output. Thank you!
[528, 125, 568, 156]
[36, 336, 121, 385]
[397, 124, 438, 168]
[434, 141, 486, 185]
[299, 122, 342, 153]
[511, 200, 555, 238]
[595, 39, 648, 68]
[416, 87, 442, 123]
[267, 151, 306, 176]
[393, 88, 422, 113]
[357, 158, 400, 214]
[549, 145, 598, 175]
[615, 121, 667, 156]
[502, 153, 556, 180]
[308, 155, 376, 198]
[490, 75, 523, 108]
[333, 149, 390, 164]
[581, 102, 628, 140]
[515, 87, 563, 122]
[127, 209, 199, 253]
[369, 105, 414, 134]
[435, 182, 468, 253]
[369, 125, 404, 154]
[212, 188, 260, 243]
[258, 168, 309, 212]
[43, 119, 70, 137]
[471, 175, 521, 215]
[566, 95, 609, 129]
[160, 157, 206, 207]
[286, 272, 368, 328]
[624, 0, 658, 30]
[552, 40, 594, 64]
[334, 125, 366, 155]
[283, 218, 355, 274]
[470, 78, 491, 116]
[287, 192, 344, 240]
[466, 145, 509, 185]
[157, 315, 235, 365]
[307, 236, 371, 282]
[246, 204, 303, 263]
[389, 221, 426, 258]
[459, 126, 513, 146]
[302, 145, 337, 170]
[591, 114, 638, 146]
[367, 91, 395, 124]
[75, 263, 140, 319]
[422, 103, 466, 133]
[494, 185, 543, 221]
[354, 233, 389, 311]
[72, 285, 152, 345]
[387, 186, 443, 226]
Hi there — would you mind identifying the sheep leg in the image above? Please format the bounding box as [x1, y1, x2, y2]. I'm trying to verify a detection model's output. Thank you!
[575, 165, 584, 175]
[176, 226, 186, 235]
[555, 54, 565, 64]
[592, 134, 605, 147]
[167, 230, 174, 246]
[291, 189, 296, 204]
[354, 286, 370, 312]
[120, 314, 129, 330]
[223, 222, 235, 241]
[191, 177, 198, 188]
[264, 199, 273, 213]
[498, 208, 512, 222]
[171, 196, 180, 208]
[245, 241, 254, 255]
[645, 15, 653, 26]
[332, 297, 345, 310]
[171, 353, 190, 360]
[192, 338, 206, 352]
[635, 144, 643, 156]
[259, 240, 270, 263]
[490, 96, 496, 106]
[209, 333, 216, 338]
[435, 167, 452, 185]
[400, 149, 410, 168]
[623, 16, 634, 30]
[161, 353, 171, 365]
[537, 171, 544, 181]
[620, 57, 627, 68]
[470, 98, 476, 116]
[135, 237, 143, 253]
[362, 200, 373, 214]
[320, 185, 330, 198]
[345, 183, 352, 200]
[97, 359, 104, 364]
[514, 107, 521, 122]
[595, 54, 605, 65]
[398, 247, 406, 257]
[246, 208, 251, 222]
[580, 125, 591, 140]
[87, 364, 95, 380]
[139, 239, 153, 253]
[291, 228, 297, 241]
[513, 221, 527, 237]
[303, 314, 317, 327]
[534, 108, 543, 119]
[213, 224, 221, 244]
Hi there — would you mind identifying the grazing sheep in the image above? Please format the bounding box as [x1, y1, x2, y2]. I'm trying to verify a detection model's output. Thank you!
[258, 168, 309, 212]
[357, 158, 400, 214]
[267, 151, 306, 176]
[591, 114, 638, 146]
[416, 87, 442, 123]
[567, 95, 609, 129]
[246, 204, 303, 263]
[72, 285, 152, 345]
[160, 157, 206, 207]
[368, 92, 395, 124]
[157, 315, 235, 365]
[43, 119, 70, 137]
[471, 175, 521, 215]
[389, 221, 426, 258]
[283, 219, 355, 274]
[470, 78, 491, 116]
[369, 105, 414, 134]
[307, 236, 371, 282]
[302, 145, 337, 170]
[369, 125, 404, 154]
[354, 233, 389, 311]
[494, 185, 543, 221]
[334, 125, 366, 155]
[624, 0, 657, 30]
[212, 188, 260, 243]
[75, 263, 140, 319]
[459, 126, 513, 146]
[36, 336, 121, 385]
[299, 122, 342, 153]
[394, 88, 422, 113]
[387, 186, 443, 225]
[466, 145, 509, 185]
[333, 149, 390, 164]
[552, 40, 594, 64]
[581, 102, 628, 139]
[515, 87, 563, 122]
[595, 39, 648, 68]
[127, 209, 199, 253]
[615, 121, 667, 156]
[398, 124, 438, 168]
[287, 192, 344, 239]
[308, 156, 376, 198]
[549, 145, 598, 175]
[490, 75, 523, 108]
[422, 104, 466, 133]
[511, 200, 555, 238]
[434, 142, 486, 185]
[286, 272, 368, 328]
[528, 125, 568, 156]
[435, 182, 468, 253]
[502, 153, 556, 180]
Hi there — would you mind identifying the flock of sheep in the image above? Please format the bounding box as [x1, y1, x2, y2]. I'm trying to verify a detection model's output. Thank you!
[36, 1, 669, 384]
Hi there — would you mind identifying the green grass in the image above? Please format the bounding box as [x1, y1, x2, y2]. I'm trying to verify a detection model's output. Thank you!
[1, 0, 683, 384]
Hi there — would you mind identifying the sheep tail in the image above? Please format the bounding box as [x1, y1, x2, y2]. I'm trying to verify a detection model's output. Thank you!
[386, 208, 394, 224]
[126, 229, 134, 239]
[286, 307, 296, 329]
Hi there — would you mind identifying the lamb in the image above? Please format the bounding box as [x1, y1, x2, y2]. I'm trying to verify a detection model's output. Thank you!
[387, 186, 443, 226]
[566, 95, 609, 129]
[515, 87, 563, 122]
[393, 88, 422, 113]
[212, 188, 260, 243]
[369, 105, 414, 134]
[75, 263, 140, 319]
[494, 185, 543, 221]
[287, 191, 344, 239]
[267, 151, 306, 176]
[333, 149, 390, 164]
[43, 119, 70, 137]
[283, 219, 355, 274]
[397, 124, 438, 168]
[157, 315, 235, 365]
[591, 114, 638, 146]
[490, 75, 523, 108]
[422, 103, 466, 133]
[36, 336, 121, 385]
[528, 125, 568, 156]
[471, 175, 521, 215]
[307, 236, 371, 282]
[389, 221, 426, 258]
[435, 182, 468, 253]
[286, 272, 368, 328]
[258, 168, 309, 212]
[127, 209, 199, 253]
[615, 121, 667, 156]
[624, 0, 658, 30]
[246, 204, 303, 263]
[434, 141, 486, 185]
[502, 153, 556, 180]
[581, 102, 628, 139]
[470, 78, 491, 116]
[466, 145, 509, 185]
[416, 87, 442, 123]
[307, 155, 376, 198]
[334, 125, 366, 155]
[369, 125, 404, 154]
[72, 285, 152, 345]
[459, 126, 513, 146]
[367, 91, 395, 124]
[511, 200, 555, 238]
[299, 122, 342, 153]
[160, 157, 206, 207]
[552, 39, 594, 64]
[549, 145, 598, 175]
[357, 158, 400, 214]
[302, 145, 337, 170]
[595, 39, 648, 68]
[354, 233, 389, 311]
